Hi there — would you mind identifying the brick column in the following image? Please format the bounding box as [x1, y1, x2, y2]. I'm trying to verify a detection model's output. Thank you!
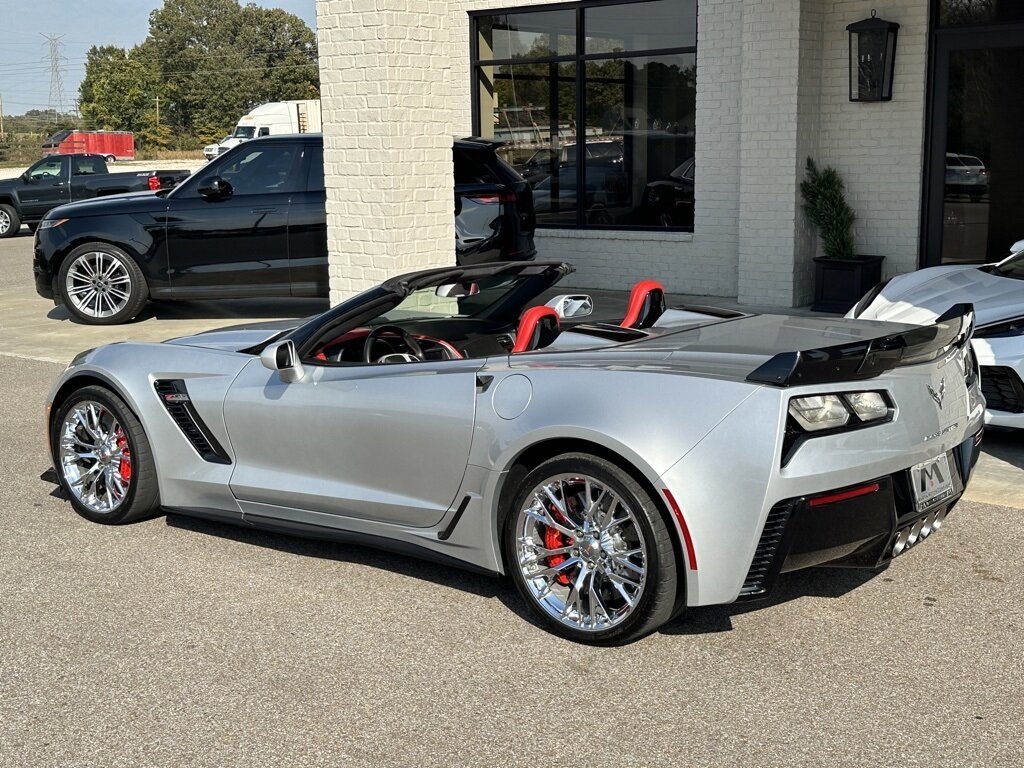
[316, 0, 453, 303]
[736, 0, 823, 307]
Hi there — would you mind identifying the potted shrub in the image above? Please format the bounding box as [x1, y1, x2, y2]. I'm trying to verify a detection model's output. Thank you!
[801, 158, 884, 313]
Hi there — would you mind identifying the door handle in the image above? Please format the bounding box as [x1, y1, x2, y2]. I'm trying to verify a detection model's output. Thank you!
[250, 206, 278, 213]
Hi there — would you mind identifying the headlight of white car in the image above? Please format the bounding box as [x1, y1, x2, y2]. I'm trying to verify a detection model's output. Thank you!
[789, 391, 892, 432]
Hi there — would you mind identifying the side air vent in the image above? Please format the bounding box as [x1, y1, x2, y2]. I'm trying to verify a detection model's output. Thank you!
[739, 501, 794, 597]
[153, 380, 232, 464]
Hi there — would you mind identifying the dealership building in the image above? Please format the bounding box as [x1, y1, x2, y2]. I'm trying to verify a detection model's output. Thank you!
[314, 0, 1023, 307]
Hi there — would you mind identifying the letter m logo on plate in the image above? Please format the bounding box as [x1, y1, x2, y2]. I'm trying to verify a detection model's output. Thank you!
[920, 461, 945, 492]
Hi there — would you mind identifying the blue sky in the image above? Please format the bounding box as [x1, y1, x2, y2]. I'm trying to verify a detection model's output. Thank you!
[0, 0, 317, 115]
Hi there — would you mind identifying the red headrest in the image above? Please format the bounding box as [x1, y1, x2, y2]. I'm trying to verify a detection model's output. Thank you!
[512, 306, 560, 353]
[621, 279, 667, 329]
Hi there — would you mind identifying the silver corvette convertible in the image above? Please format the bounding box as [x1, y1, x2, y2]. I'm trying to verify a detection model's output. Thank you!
[46, 261, 985, 644]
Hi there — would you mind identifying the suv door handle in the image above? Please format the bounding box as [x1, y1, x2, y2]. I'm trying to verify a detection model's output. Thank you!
[250, 206, 278, 213]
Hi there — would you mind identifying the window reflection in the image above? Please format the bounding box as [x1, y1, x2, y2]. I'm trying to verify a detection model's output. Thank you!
[939, 0, 1024, 26]
[941, 47, 1024, 264]
[473, 1, 697, 231]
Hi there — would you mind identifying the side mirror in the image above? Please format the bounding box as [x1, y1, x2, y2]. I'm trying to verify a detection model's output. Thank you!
[545, 294, 594, 320]
[1011, 239, 1024, 255]
[260, 339, 304, 383]
[198, 176, 233, 200]
[436, 282, 480, 298]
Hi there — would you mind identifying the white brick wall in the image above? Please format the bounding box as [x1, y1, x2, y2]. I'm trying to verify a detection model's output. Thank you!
[317, 0, 930, 306]
[317, 0, 455, 304]
[818, 1, 929, 280]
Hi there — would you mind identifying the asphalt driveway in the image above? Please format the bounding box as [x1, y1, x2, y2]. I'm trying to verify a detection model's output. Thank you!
[1, 233, 1022, 766]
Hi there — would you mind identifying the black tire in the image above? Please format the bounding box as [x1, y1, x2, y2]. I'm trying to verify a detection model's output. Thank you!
[57, 242, 149, 325]
[105, 155, 116, 163]
[503, 453, 679, 645]
[51, 385, 161, 525]
[0, 203, 20, 238]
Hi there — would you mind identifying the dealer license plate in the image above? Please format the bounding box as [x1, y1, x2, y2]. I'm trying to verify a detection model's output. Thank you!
[910, 453, 956, 512]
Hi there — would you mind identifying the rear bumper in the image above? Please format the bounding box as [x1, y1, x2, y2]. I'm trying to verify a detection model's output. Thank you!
[739, 427, 984, 600]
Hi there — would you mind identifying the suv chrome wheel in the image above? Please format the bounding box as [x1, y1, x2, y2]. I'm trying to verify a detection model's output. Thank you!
[0, 208, 11, 235]
[513, 473, 648, 632]
[65, 251, 133, 319]
[58, 400, 132, 514]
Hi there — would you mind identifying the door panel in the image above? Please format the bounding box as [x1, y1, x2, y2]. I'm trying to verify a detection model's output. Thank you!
[223, 357, 482, 527]
[19, 156, 70, 220]
[163, 143, 300, 296]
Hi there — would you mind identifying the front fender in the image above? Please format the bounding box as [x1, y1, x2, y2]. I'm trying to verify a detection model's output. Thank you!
[47, 342, 252, 512]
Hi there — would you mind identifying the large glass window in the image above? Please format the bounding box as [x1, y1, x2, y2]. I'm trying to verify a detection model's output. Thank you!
[472, 0, 697, 231]
[938, 1, 1024, 26]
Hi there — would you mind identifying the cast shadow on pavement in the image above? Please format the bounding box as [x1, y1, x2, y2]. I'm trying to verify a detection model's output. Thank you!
[660, 567, 878, 635]
[980, 429, 1024, 471]
[169, 512, 882, 637]
[165, 513, 522, 607]
[47, 297, 329, 324]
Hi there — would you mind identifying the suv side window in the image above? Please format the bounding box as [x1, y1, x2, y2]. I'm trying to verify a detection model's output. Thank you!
[454, 149, 498, 185]
[306, 145, 325, 192]
[216, 144, 301, 196]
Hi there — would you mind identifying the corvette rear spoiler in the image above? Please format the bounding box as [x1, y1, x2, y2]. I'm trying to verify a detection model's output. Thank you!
[747, 303, 975, 387]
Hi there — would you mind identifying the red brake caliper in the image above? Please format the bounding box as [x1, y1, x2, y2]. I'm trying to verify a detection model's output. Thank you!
[115, 427, 131, 483]
[543, 494, 581, 587]
[543, 525, 572, 586]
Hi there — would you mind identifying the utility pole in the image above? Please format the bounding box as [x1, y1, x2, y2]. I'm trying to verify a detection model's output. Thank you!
[41, 33, 66, 122]
[153, 97, 160, 126]
[0, 92, 5, 138]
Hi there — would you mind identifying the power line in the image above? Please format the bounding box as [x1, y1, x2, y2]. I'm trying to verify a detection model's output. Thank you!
[40, 33, 66, 122]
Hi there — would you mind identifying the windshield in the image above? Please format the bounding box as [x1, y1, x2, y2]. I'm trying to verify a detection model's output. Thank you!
[233, 126, 256, 139]
[986, 249, 1024, 280]
[376, 275, 531, 324]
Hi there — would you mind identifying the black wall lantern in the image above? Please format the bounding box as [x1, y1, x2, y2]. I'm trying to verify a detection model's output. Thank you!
[847, 10, 899, 102]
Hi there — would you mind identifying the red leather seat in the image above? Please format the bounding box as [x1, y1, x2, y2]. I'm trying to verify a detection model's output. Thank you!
[620, 279, 667, 329]
[512, 306, 560, 353]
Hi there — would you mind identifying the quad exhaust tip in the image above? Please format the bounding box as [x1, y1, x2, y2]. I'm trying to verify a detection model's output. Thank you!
[891, 508, 950, 558]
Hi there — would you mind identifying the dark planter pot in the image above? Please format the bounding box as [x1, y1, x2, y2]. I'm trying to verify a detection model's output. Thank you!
[812, 254, 885, 313]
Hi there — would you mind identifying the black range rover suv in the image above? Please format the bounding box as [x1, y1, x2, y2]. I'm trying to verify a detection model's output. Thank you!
[33, 135, 536, 324]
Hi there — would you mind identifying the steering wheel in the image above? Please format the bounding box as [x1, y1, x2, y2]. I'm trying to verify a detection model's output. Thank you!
[362, 325, 424, 363]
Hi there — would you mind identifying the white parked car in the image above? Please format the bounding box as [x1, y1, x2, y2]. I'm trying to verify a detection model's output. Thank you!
[848, 240, 1024, 429]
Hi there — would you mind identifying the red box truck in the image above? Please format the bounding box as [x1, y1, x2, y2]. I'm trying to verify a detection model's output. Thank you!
[42, 130, 136, 161]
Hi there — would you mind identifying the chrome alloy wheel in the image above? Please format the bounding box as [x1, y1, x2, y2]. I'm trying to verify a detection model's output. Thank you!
[58, 401, 132, 514]
[514, 474, 648, 632]
[0, 208, 11, 235]
[64, 251, 132, 319]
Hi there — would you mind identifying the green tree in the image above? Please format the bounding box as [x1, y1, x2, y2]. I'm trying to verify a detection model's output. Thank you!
[78, 0, 319, 149]
[79, 46, 160, 135]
